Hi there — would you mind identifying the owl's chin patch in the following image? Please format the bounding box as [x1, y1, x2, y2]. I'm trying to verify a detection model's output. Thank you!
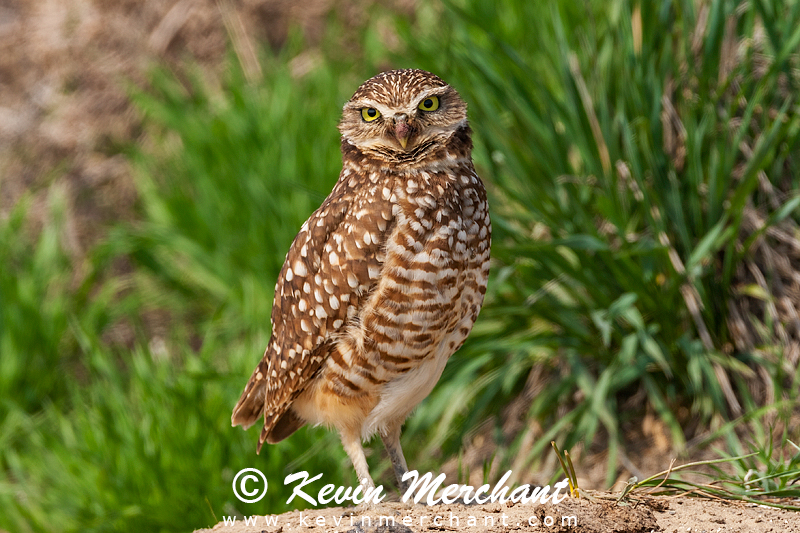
[354, 137, 411, 154]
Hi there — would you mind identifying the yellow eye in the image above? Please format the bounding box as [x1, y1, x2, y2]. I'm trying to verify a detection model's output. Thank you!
[361, 108, 381, 122]
[418, 96, 439, 111]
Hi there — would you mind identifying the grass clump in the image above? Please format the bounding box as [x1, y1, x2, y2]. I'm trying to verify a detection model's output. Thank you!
[399, 0, 800, 484]
[0, 188, 86, 418]
[624, 439, 800, 510]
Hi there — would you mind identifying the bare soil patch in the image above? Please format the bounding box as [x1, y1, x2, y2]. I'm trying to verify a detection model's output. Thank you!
[196, 497, 800, 533]
[0, 0, 385, 249]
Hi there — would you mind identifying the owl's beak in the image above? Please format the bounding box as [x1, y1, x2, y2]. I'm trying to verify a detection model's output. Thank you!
[393, 114, 410, 149]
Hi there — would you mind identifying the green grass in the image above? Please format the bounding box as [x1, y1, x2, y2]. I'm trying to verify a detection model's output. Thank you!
[2, 1, 800, 532]
[0, 192, 347, 532]
[0, 35, 388, 532]
[0, 189, 74, 417]
[624, 436, 800, 510]
[396, 0, 800, 485]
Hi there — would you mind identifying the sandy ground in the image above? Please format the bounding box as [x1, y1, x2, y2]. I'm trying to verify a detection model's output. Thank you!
[196, 497, 800, 533]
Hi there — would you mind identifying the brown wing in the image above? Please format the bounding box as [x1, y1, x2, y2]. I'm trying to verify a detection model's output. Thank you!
[231, 171, 396, 451]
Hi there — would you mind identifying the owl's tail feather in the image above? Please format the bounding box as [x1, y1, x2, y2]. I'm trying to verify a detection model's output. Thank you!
[262, 410, 304, 446]
[231, 359, 267, 430]
[233, 358, 306, 453]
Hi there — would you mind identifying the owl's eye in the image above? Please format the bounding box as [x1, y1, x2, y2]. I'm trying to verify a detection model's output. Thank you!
[361, 108, 381, 122]
[418, 96, 440, 112]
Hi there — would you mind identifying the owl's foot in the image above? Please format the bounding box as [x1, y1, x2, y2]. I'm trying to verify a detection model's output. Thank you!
[340, 498, 378, 517]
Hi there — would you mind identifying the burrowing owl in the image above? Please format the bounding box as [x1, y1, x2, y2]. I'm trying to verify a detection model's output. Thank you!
[232, 69, 491, 494]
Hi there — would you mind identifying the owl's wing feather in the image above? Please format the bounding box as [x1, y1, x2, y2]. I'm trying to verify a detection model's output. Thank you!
[231, 175, 395, 450]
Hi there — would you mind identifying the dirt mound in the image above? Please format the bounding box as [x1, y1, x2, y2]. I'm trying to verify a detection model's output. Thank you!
[195, 497, 800, 533]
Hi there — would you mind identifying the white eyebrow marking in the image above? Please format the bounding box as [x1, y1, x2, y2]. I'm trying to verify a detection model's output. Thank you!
[416, 88, 448, 101]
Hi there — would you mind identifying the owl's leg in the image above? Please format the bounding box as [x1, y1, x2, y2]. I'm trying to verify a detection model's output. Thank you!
[339, 427, 376, 504]
[380, 421, 410, 495]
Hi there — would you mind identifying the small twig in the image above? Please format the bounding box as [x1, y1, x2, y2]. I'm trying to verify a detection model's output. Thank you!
[647, 458, 676, 493]
[630, 453, 759, 491]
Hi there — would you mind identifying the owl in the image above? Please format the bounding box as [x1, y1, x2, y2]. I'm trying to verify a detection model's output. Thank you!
[232, 69, 491, 497]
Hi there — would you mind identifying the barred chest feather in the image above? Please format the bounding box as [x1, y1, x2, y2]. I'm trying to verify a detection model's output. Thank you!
[290, 158, 491, 438]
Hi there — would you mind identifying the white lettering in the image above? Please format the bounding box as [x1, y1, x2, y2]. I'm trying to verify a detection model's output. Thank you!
[552, 479, 570, 503]
[318, 483, 335, 504]
[364, 484, 387, 505]
[472, 483, 491, 504]
[272, 470, 568, 509]
[509, 484, 530, 503]
[490, 471, 512, 503]
[439, 483, 461, 504]
[401, 470, 447, 504]
[522, 484, 550, 504]
[334, 485, 354, 504]
[284, 472, 323, 505]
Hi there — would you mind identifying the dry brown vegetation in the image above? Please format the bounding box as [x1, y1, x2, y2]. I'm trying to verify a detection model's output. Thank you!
[0, 0, 396, 249]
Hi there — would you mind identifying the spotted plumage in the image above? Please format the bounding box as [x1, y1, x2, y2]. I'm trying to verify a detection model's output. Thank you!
[232, 69, 491, 494]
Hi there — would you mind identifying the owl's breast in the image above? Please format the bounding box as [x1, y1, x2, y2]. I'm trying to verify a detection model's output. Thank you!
[300, 166, 490, 432]
[353, 167, 490, 435]
[357, 168, 490, 367]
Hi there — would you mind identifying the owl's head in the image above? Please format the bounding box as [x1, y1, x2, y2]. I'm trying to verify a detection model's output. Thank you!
[339, 69, 469, 167]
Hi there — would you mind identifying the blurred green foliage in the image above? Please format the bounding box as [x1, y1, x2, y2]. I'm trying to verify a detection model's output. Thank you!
[0, 190, 75, 417]
[1, 1, 800, 532]
[400, 0, 800, 485]
[0, 37, 380, 533]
